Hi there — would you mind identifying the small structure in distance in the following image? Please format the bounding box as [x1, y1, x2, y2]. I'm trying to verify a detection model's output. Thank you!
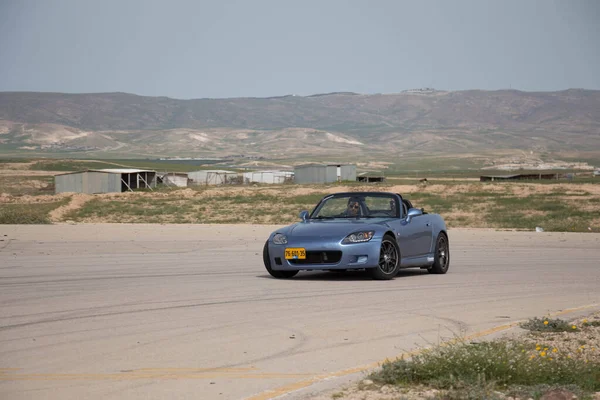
[158, 172, 190, 187]
[356, 171, 386, 183]
[188, 170, 241, 185]
[479, 173, 558, 182]
[55, 169, 157, 194]
[294, 163, 356, 184]
[242, 170, 294, 184]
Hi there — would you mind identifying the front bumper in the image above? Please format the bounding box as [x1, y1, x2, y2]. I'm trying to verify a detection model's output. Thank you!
[267, 237, 381, 271]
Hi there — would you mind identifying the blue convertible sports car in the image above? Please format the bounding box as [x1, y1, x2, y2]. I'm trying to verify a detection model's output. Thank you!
[263, 192, 449, 280]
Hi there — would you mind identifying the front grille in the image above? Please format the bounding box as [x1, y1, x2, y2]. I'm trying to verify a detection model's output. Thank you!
[288, 251, 342, 265]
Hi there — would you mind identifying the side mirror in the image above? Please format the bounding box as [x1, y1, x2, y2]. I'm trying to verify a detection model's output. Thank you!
[299, 210, 309, 222]
[405, 207, 422, 223]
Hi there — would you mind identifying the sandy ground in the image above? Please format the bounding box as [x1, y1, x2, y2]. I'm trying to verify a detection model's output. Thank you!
[0, 225, 599, 400]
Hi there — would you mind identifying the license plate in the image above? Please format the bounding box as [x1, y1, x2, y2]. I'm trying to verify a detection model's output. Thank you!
[285, 248, 306, 260]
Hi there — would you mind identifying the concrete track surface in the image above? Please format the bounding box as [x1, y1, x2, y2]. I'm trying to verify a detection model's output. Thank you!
[1, 224, 599, 400]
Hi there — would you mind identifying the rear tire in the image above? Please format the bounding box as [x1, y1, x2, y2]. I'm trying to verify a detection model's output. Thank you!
[428, 233, 450, 274]
[263, 241, 298, 279]
[369, 234, 400, 280]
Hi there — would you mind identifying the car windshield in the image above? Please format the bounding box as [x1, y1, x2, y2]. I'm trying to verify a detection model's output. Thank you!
[311, 194, 399, 219]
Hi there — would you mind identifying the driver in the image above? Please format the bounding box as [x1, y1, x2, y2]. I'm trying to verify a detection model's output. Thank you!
[389, 198, 397, 217]
[346, 197, 361, 217]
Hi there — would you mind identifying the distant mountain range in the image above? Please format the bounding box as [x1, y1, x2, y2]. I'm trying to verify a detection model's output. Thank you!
[0, 89, 599, 158]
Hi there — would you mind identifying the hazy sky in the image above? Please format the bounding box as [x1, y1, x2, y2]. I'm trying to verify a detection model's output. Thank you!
[1, 0, 598, 99]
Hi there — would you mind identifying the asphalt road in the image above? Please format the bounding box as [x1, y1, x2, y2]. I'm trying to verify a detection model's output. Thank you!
[1, 224, 599, 400]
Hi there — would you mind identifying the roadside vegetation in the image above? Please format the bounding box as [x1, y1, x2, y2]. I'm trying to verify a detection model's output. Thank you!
[359, 313, 600, 400]
[0, 178, 598, 230]
[1, 158, 599, 230]
[0, 198, 70, 224]
[52, 180, 600, 232]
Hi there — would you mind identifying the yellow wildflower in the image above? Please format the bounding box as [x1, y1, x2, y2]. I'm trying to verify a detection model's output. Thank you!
[540, 351, 547, 357]
[552, 348, 558, 353]
[583, 319, 588, 323]
[536, 345, 541, 351]
[543, 320, 549, 325]
[572, 325, 577, 329]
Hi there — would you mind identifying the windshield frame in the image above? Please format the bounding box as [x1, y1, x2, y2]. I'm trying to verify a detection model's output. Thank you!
[309, 192, 401, 219]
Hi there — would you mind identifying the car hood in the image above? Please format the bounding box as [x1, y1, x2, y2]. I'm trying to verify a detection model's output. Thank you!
[286, 219, 388, 238]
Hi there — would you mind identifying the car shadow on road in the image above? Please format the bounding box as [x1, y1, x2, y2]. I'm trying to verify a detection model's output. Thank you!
[257, 269, 430, 281]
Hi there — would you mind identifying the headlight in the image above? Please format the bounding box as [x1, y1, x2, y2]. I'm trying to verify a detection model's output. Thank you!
[342, 231, 374, 244]
[272, 233, 288, 245]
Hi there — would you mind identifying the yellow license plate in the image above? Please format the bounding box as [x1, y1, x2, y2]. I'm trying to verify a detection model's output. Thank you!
[285, 248, 306, 260]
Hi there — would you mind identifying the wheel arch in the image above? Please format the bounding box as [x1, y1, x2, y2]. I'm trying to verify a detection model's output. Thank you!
[383, 229, 401, 258]
[383, 229, 398, 242]
[439, 229, 448, 241]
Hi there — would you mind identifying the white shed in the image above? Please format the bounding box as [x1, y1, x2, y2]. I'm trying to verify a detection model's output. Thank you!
[188, 170, 240, 185]
[293, 163, 356, 184]
[242, 170, 294, 184]
[159, 172, 189, 187]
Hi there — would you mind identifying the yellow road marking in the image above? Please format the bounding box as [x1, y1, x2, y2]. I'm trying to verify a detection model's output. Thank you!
[246, 302, 600, 400]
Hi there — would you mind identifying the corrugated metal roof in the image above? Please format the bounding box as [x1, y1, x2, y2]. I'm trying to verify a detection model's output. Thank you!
[159, 172, 189, 177]
[248, 170, 294, 174]
[54, 168, 156, 176]
[295, 163, 326, 168]
[190, 169, 238, 174]
[480, 174, 521, 179]
[295, 163, 354, 168]
[358, 171, 385, 177]
[95, 168, 156, 174]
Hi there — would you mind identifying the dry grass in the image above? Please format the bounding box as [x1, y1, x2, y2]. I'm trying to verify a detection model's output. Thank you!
[0, 197, 70, 224]
[1, 179, 600, 231]
[0, 175, 55, 196]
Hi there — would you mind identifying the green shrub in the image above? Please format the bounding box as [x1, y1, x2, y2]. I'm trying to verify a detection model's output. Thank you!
[520, 317, 575, 333]
[370, 338, 599, 392]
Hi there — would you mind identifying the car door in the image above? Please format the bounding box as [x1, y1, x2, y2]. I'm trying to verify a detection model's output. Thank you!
[389, 202, 433, 258]
[407, 211, 433, 256]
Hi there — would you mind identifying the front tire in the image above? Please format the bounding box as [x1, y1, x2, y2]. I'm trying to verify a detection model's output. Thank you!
[263, 241, 298, 279]
[428, 233, 450, 274]
[369, 234, 401, 280]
